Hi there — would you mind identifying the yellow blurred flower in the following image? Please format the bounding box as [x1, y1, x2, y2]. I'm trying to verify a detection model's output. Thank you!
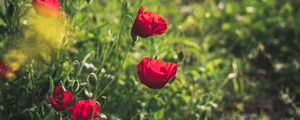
[4, 50, 26, 69]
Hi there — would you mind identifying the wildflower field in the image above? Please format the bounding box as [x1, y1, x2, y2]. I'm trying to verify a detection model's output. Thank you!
[1, 0, 300, 119]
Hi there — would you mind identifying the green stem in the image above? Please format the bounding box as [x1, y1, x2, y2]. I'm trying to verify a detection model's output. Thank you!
[96, 51, 129, 99]
[94, 0, 128, 100]
[130, 90, 164, 120]
[150, 37, 157, 59]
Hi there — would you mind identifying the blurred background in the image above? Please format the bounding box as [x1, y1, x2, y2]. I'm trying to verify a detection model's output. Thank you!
[0, 0, 300, 119]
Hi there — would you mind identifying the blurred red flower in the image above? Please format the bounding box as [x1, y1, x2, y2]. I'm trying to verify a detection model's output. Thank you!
[46, 86, 73, 111]
[131, 6, 168, 38]
[32, 0, 66, 17]
[137, 57, 177, 89]
[0, 60, 19, 80]
[69, 99, 102, 120]
[0, 61, 7, 79]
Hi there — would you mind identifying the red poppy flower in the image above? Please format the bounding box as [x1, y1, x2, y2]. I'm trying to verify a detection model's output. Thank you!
[0, 60, 19, 80]
[69, 99, 102, 120]
[32, 0, 66, 17]
[45, 86, 73, 111]
[137, 57, 177, 89]
[131, 6, 168, 38]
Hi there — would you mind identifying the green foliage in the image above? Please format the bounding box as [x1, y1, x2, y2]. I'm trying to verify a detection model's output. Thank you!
[0, 0, 300, 119]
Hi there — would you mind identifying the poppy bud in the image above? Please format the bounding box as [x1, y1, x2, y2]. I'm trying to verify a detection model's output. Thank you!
[92, 15, 97, 23]
[7, 3, 15, 17]
[131, 30, 137, 42]
[137, 57, 177, 89]
[178, 51, 184, 61]
[86, 0, 92, 4]
[71, 80, 80, 92]
[131, 6, 168, 38]
[87, 72, 97, 86]
[73, 60, 80, 72]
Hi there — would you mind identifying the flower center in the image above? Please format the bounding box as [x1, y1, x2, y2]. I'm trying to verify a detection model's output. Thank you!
[57, 93, 64, 105]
